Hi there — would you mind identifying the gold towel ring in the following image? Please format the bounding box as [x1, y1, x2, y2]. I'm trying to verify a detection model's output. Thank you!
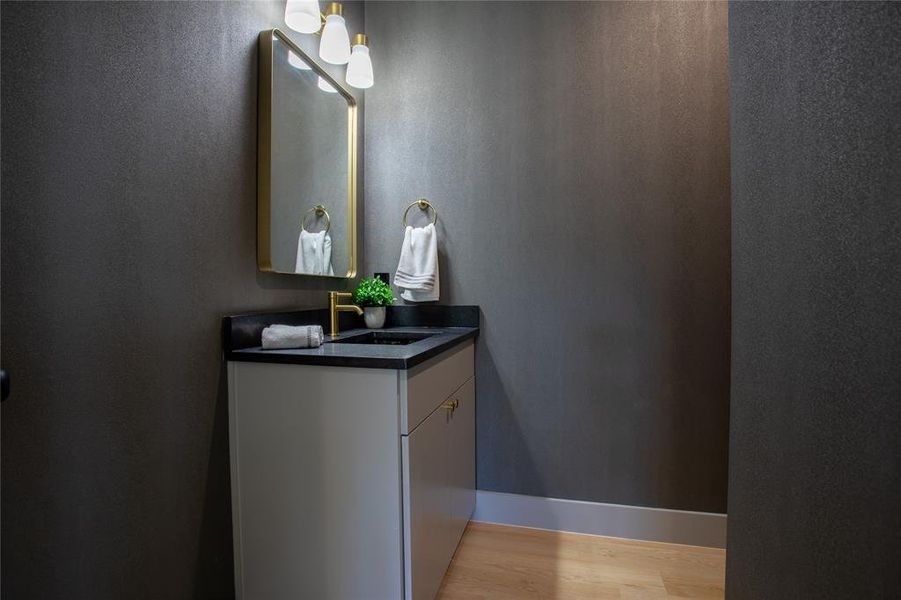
[402, 198, 438, 228]
[301, 204, 331, 233]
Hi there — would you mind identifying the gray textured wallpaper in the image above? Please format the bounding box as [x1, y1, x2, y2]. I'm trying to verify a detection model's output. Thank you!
[727, 2, 901, 598]
[2, 1, 734, 597]
[363, 1, 731, 512]
[0, 2, 363, 598]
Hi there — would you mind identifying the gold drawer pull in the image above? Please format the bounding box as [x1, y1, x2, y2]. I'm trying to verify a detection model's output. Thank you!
[442, 398, 459, 413]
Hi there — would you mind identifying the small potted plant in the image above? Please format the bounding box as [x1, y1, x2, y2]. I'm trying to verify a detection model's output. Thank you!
[352, 277, 395, 329]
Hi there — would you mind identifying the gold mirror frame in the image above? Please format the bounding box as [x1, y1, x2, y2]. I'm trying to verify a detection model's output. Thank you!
[257, 29, 358, 277]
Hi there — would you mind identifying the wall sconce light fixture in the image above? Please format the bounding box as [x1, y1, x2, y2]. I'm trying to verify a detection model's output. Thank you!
[317, 76, 339, 93]
[284, 1, 373, 89]
[345, 34, 373, 89]
[284, 0, 322, 34]
[318, 2, 351, 65]
[288, 50, 312, 71]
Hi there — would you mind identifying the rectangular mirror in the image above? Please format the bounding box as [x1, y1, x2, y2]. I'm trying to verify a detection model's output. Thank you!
[258, 29, 357, 277]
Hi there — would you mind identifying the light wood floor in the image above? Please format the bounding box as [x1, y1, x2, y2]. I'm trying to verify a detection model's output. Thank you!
[436, 522, 725, 600]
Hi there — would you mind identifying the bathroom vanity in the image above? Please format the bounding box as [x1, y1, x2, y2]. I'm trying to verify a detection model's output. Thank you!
[224, 307, 478, 600]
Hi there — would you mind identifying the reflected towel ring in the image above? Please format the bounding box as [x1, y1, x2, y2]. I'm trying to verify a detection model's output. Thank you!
[402, 198, 438, 228]
[301, 204, 331, 234]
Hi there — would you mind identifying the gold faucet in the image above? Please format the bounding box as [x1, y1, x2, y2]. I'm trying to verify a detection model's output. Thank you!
[328, 291, 363, 337]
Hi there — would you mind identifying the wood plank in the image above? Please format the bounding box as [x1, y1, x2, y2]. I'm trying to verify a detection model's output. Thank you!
[437, 522, 725, 600]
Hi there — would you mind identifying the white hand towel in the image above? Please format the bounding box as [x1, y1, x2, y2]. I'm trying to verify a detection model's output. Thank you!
[295, 230, 334, 276]
[395, 223, 440, 302]
[261, 324, 324, 349]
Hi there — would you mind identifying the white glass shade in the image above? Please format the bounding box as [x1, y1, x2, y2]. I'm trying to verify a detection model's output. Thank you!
[319, 14, 350, 64]
[317, 76, 338, 93]
[284, 0, 321, 34]
[345, 44, 373, 89]
[288, 50, 312, 70]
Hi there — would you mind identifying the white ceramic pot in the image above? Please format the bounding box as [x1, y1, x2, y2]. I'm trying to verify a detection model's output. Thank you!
[363, 306, 386, 329]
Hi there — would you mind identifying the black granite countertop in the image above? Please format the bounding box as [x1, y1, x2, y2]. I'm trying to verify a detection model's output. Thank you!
[227, 326, 477, 370]
[222, 306, 479, 370]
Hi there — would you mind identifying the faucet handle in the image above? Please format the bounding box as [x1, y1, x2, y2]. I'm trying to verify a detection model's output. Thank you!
[328, 290, 353, 305]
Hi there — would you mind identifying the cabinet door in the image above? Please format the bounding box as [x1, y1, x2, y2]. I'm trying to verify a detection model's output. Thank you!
[404, 404, 455, 600]
[446, 377, 476, 546]
[403, 377, 476, 600]
[228, 362, 403, 600]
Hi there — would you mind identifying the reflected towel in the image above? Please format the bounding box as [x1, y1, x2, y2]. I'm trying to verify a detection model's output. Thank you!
[395, 223, 439, 302]
[295, 230, 334, 276]
[261, 324, 324, 350]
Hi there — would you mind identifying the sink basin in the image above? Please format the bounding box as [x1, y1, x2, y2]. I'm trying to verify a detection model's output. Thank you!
[330, 331, 437, 346]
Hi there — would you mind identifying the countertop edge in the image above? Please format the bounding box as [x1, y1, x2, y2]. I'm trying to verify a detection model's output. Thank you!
[225, 327, 478, 370]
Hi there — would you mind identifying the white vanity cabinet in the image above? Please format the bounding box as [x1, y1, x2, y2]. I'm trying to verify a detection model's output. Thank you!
[228, 339, 475, 600]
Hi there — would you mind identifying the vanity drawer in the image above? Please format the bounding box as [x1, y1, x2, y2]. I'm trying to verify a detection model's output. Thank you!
[400, 340, 474, 434]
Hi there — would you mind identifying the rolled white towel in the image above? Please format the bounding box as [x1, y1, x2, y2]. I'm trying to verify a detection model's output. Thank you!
[261, 324, 324, 350]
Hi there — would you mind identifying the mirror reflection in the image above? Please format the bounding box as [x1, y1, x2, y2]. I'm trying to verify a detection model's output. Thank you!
[259, 30, 357, 277]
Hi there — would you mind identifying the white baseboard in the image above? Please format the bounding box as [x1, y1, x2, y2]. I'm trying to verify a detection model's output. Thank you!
[472, 491, 727, 549]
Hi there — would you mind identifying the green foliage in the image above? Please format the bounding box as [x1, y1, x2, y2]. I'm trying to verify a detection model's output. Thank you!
[353, 277, 396, 307]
